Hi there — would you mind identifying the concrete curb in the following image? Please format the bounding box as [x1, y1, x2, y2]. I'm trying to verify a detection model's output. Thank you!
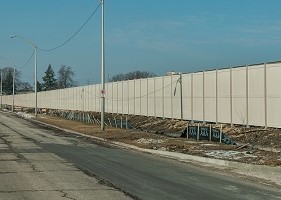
[19, 115, 281, 187]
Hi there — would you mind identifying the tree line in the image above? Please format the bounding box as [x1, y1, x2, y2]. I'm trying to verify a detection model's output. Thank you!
[0, 64, 155, 95]
[37, 64, 76, 91]
[0, 64, 76, 95]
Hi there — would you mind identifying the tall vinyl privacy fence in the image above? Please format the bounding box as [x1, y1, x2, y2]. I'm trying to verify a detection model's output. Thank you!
[2, 62, 281, 128]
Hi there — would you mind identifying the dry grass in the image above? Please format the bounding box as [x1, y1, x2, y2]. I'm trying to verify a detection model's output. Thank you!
[36, 114, 281, 166]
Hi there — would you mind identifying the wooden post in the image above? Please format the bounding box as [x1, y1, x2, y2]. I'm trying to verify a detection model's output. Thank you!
[209, 124, 212, 142]
[126, 116, 128, 129]
[219, 124, 222, 143]
[197, 124, 200, 141]
[186, 123, 189, 140]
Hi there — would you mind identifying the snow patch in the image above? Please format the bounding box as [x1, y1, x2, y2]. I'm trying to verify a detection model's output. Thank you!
[16, 112, 34, 119]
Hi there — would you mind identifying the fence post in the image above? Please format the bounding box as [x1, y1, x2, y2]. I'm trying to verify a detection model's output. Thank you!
[128, 81, 130, 115]
[180, 74, 183, 120]
[230, 68, 233, 127]
[134, 79, 136, 115]
[114, 117, 117, 128]
[111, 82, 114, 114]
[147, 78, 149, 117]
[122, 81, 124, 115]
[246, 65, 249, 128]
[140, 79, 142, 116]
[191, 73, 194, 123]
[171, 75, 173, 119]
[203, 71, 205, 124]
[162, 76, 165, 119]
[154, 77, 156, 118]
[216, 69, 218, 124]
[117, 82, 119, 115]
[264, 63, 268, 129]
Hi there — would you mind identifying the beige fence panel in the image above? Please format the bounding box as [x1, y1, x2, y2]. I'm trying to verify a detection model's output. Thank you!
[117, 81, 123, 115]
[182, 74, 192, 120]
[140, 78, 148, 116]
[96, 84, 101, 112]
[147, 77, 155, 117]
[267, 63, 281, 128]
[121, 81, 128, 115]
[171, 74, 181, 119]
[134, 79, 141, 115]
[217, 69, 231, 124]
[104, 83, 111, 113]
[154, 77, 163, 117]
[232, 67, 247, 125]
[128, 80, 135, 115]
[248, 64, 265, 126]
[193, 72, 204, 122]
[204, 71, 217, 123]
[112, 82, 118, 114]
[162, 76, 172, 118]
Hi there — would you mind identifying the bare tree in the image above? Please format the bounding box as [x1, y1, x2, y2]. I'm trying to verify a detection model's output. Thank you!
[109, 70, 156, 82]
[0, 67, 21, 95]
[57, 65, 76, 89]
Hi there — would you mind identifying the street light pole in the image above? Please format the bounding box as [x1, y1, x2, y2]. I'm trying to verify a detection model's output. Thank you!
[100, 0, 105, 130]
[10, 35, 38, 117]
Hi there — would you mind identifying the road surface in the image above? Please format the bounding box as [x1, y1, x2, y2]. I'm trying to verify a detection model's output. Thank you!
[0, 112, 280, 200]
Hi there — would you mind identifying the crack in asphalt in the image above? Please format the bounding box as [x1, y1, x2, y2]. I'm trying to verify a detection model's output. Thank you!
[60, 190, 77, 200]
[76, 166, 141, 200]
[0, 124, 43, 173]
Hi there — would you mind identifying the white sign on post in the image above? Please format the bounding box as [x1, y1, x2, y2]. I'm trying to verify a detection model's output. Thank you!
[101, 89, 106, 97]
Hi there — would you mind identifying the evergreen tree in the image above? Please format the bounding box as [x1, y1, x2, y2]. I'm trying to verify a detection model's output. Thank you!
[42, 64, 57, 91]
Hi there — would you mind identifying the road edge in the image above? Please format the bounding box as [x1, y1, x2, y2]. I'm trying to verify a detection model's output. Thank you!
[13, 113, 281, 187]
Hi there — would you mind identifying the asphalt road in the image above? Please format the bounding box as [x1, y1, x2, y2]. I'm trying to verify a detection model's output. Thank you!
[0, 112, 281, 200]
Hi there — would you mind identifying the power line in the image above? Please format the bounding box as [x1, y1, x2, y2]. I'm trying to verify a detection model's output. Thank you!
[37, 3, 101, 52]
[18, 50, 35, 70]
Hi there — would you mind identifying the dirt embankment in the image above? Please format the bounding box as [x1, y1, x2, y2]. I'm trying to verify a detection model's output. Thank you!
[10, 106, 281, 166]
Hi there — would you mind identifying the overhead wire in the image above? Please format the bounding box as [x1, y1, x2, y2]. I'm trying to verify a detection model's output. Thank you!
[37, 3, 101, 52]
[17, 50, 35, 70]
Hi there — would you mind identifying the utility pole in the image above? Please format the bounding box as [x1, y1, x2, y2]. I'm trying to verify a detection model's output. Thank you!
[10, 35, 38, 117]
[100, 0, 105, 130]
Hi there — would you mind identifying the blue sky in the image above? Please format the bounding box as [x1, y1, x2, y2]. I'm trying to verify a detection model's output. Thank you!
[1, 0, 281, 85]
